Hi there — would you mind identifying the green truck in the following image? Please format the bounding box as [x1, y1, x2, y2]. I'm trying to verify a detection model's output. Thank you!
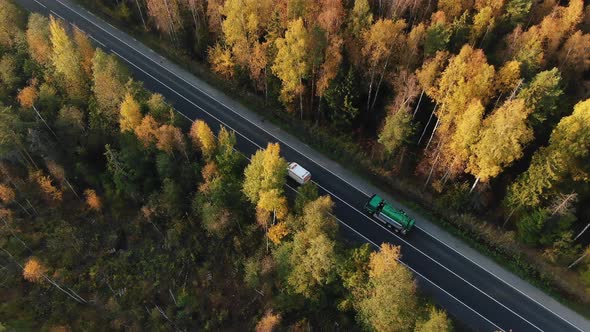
[364, 194, 415, 235]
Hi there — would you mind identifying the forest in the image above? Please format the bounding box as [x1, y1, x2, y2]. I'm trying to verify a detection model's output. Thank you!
[73, 0, 590, 307]
[0, 0, 453, 330]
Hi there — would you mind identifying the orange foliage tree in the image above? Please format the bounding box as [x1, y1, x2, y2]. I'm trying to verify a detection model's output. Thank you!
[23, 257, 47, 283]
[84, 189, 102, 212]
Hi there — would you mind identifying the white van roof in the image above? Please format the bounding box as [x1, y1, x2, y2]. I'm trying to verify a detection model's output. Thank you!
[289, 162, 310, 179]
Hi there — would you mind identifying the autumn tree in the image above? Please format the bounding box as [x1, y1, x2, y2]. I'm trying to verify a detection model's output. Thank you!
[469, 0, 504, 46]
[467, 98, 533, 191]
[0, 55, 22, 98]
[0, 0, 24, 48]
[73, 28, 95, 77]
[221, 0, 273, 67]
[424, 12, 451, 57]
[495, 60, 522, 95]
[49, 16, 86, 100]
[92, 49, 128, 125]
[256, 310, 281, 332]
[146, 0, 182, 41]
[378, 107, 414, 157]
[189, 120, 216, 159]
[26, 14, 51, 66]
[242, 143, 287, 204]
[361, 18, 407, 112]
[84, 189, 102, 212]
[155, 124, 187, 158]
[287, 196, 338, 298]
[272, 18, 309, 117]
[447, 99, 484, 170]
[348, 0, 372, 38]
[0, 183, 15, 204]
[421, 45, 494, 182]
[557, 31, 590, 84]
[257, 189, 289, 248]
[119, 93, 142, 132]
[357, 244, 418, 332]
[506, 98, 590, 209]
[206, 0, 225, 38]
[518, 68, 563, 130]
[268, 221, 289, 245]
[17, 84, 38, 109]
[208, 43, 235, 79]
[134, 115, 159, 148]
[23, 257, 47, 283]
[437, 0, 473, 20]
[32, 171, 63, 202]
[415, 306, 452, 332]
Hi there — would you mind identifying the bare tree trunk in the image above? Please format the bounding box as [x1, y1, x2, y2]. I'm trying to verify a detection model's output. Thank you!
[264, 67, 268, 104]
[574, 223, 590, 241]
[424, 145, 442, 188]
[15, 200, 32, 217]
[398, 146, 406, 167]
[16, 142, 39, 170]
[550, 192, 577, 216]
[412, 90, 424, 118]
[299, 77, 304, 120]
[317, 96, 322, 126]
[568, 249, 589, 269]
[418, 104, 437, 145]
[25, 199, 38, 216]
[169, 288, 178, 305]
[2, 217, 32, 252]
[440, 167, 452, 187]
[64, 178, 81, 201]
[134, 0, 147, 30]
[32, 106, 58, 139]
[163, 0, 178, 44]
[503, 208, 515, 228]
[469, 176, 480, 193]
[366, 67, 376, 112]
[370, 57, 390, 112]
[424, 117, 440, 150]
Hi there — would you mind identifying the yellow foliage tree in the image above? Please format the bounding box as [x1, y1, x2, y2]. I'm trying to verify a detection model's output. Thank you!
[190, 120, 217, 159]
[468, 98, 533, 189]
[272, 18, 309, 114]
[357, 243, 417, 332]
[119, 93, 142, 132]
[243, 143, 287, 203]
[495, 60, 521, 95]
[208, 43, 235, 79]
[268, 222, 289, 245]
[49, 16, 86, 100]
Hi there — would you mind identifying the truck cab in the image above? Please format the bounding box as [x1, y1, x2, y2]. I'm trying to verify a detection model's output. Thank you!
[364, 194, 415, 235]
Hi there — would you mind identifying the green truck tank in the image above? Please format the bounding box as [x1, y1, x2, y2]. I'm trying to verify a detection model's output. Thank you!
[364, 194, 415, 235]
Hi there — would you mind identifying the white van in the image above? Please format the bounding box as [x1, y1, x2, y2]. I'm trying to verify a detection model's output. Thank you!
[287, 162, 311, 185]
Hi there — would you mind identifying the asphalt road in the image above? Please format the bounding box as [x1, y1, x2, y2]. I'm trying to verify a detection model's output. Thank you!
[15, 0, 589, 331]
